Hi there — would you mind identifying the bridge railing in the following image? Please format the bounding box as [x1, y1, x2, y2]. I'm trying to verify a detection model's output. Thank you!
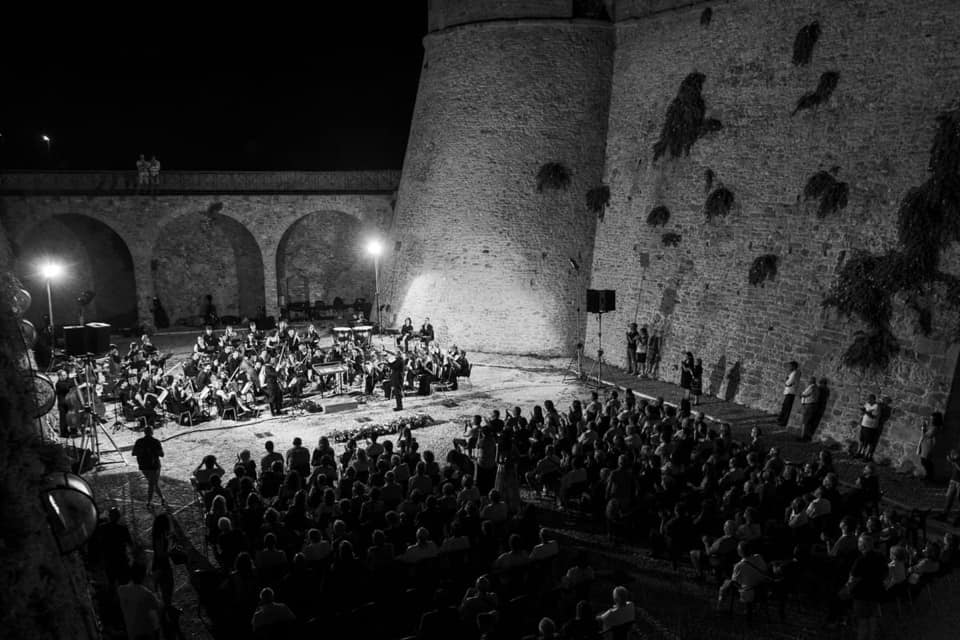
[0, 170, 401, 194]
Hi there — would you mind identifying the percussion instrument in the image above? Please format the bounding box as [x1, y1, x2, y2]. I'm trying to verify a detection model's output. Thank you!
[333, 327, 353, 343]
[353, 325, 373, 345]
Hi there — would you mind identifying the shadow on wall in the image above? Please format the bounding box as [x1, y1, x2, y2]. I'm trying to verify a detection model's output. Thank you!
[724, 360, 742, 403]
[708, 354, 727, 397]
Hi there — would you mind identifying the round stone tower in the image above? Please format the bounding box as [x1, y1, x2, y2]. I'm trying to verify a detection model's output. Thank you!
[386, 0, 614, 355]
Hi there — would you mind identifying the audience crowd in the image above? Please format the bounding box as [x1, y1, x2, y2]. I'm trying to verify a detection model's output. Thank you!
[97, 385, 959, 640]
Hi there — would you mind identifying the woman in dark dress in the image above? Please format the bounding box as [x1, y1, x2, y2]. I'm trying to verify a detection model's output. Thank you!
[680, 352, 695, 399]
[691, 357, 704, 405]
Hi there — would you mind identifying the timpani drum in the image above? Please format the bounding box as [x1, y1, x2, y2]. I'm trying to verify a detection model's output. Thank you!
[333, 326, 353, 343]
[353, 325, 373, 345]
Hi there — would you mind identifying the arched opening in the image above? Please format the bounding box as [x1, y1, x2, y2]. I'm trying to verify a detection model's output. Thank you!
[16, 214, 138, 329]
[152, 212, 265, 326]
[276, 211, 372, 309]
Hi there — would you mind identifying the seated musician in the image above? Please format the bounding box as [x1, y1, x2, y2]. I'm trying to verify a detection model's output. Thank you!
[213, 377, 252, 417]
[223, 346, 243, 376]
[419, 317, 435, 347]
[220, 325, 240, 348]
[281, 326, 300, 350]
[126, 341, 148, 374]
[130, 377, 160, 426]
[168, 375, 201, 422]
[398, 317, 415, 352]
[201, 326, 219, 355]
[195, 362, 214, 392]
[264, 321, 285, 354]
[245, 320, 263, 353]
[183, 352, 201, 382]
[304, 324, 322, 347]
[140, 334, 158, 356]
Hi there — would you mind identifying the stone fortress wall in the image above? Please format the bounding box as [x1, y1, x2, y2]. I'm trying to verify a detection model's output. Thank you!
[388, 0, 960, 469]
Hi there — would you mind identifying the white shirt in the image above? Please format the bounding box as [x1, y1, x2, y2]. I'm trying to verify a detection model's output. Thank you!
[783, 370, 798, 395]
[598, 601, 635, 631]
[861, 402, 879, 429]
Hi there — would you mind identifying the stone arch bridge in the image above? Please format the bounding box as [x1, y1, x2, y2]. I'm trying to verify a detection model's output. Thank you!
[0, 171, 398, 330]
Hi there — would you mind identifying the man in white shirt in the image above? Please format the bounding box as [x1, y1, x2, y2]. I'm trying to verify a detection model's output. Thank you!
[857, 394, 880, 460]
[718, 542, 769, 607]
[777, 361, 799, 427]
[597, 585, 635, 631]
[117, 564, 162, 640]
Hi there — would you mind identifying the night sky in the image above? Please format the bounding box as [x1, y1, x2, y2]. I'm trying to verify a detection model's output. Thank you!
[0, 5, 427, 171]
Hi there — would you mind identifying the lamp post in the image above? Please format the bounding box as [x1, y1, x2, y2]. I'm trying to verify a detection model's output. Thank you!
[40, 261, 63, 338]
[366, 239, 384, 334]
[41, 134, 52, 152]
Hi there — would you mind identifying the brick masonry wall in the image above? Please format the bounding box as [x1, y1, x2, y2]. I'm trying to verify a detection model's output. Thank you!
[588, 0, 960, 466]
[0, 192, 393, 327]
[387, 19, 614, 355]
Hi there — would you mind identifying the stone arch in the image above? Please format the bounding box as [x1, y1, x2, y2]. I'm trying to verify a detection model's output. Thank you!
[276, 211, 372, 309]
[15, 214, 138, 329]
[152, 211, 265, 325]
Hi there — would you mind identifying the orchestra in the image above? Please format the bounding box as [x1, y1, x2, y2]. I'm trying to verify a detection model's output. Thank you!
[47, 317, 469, 436]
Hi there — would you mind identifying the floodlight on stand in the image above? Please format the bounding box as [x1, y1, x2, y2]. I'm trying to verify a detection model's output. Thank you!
[366, 239, 384, 257]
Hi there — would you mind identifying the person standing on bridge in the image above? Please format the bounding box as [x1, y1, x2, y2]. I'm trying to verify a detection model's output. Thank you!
[149, 155, 161, 194]
[136, 154, 150, 193]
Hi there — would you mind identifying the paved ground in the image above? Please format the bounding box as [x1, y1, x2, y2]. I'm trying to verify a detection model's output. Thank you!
[78, 332, 957, 639]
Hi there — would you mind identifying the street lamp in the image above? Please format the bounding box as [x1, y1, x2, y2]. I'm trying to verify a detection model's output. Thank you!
[40, 261, 64, 337]
[41, 134, 52, 152]
[366, 239, 384, 334]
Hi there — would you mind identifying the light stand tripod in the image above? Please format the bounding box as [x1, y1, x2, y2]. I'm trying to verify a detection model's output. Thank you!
[75, 354, 127, 472]
[584, 311, 607, 389]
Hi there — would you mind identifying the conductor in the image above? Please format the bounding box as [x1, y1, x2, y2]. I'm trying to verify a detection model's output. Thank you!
[389, 354, 405, 411]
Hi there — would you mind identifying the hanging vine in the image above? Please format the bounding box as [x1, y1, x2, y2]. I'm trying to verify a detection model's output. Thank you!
[647, 206, 671, 227]
[662, 232, 682, 247]
[586, 184, 610, 219]
[704, 186, 735, 222]
[823, 107, 960, 371]
[536, 162, 571, 192]
[792, 21, 821, 66]
[803, 168, 849, 218]
[748, 254, 778, 286]
[792, 71, 840, 115]
[652, 72, 723, 161]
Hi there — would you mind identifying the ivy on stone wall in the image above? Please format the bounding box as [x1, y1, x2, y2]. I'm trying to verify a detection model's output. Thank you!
[748, 255, 778, 286]
[704, 168, 715, 193]
[662, 232, 682, 247]
[792, 71, 840, 115]
[586, 185, 610, 219]
[536, 163, 571, 192]
[823, 107, 960, 371]
[647, 206, 671, 227]
[803, 168, 849, 218]
[700, 8, 713, 27]
[652, 73, 723, 161]
[704, 186, 734, 222]
[792, 21, 821, 66]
